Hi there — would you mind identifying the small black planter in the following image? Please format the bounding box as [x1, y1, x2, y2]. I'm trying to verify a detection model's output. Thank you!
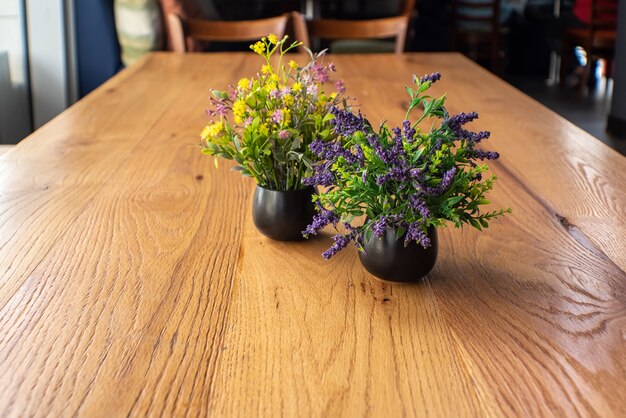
[359, 227, 438, 283]
[252, 185, 317, 241]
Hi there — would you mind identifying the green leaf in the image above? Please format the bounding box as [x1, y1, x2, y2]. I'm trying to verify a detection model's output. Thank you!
[290, 137, 302, 151]
[469, 218, 482, 230]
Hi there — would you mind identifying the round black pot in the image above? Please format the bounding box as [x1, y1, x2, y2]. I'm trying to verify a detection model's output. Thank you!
[359, 227, 438, 283]
[252, 185, 317, 241]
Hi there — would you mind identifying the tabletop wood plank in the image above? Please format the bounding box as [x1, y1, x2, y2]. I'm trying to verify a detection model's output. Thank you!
[0, 52, 624, 417]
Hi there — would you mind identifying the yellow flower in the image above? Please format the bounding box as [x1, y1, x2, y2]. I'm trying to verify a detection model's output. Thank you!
[259, 123, 269, 136]
[282, 108, 291, 125]
[291, 82, 302, 92]
[261, 64, 271, 74]
[233, 99, 246, 118]
[288, 60, 298, 70]
[238, 78, 250, 90]
[234, 115, 243, 124]
[329, 92, 337, 100]
[201, 121, 224, 140]
[267, 33, 278, 44]
[251, 41, 265, 55]
[270, 73, 279, 83]
[283, 94, 294, 106]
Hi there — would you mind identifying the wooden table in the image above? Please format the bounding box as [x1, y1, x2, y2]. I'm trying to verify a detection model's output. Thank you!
[0, 53, 625, 417]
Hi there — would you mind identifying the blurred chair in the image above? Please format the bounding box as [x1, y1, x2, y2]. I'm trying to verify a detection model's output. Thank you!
[291, 0, 415, 54]
[167, 14, 289, 53]
[560, 0, 617, 89]
[450, 0, 505, 72]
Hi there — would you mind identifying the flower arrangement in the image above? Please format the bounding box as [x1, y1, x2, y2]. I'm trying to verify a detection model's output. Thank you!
[200, 34, 347, 191]
[302, 73, 511, 259]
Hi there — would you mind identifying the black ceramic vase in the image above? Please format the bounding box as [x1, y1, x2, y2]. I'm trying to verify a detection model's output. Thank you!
[359, 226, 438, 283]
[252, 185, 317, 241]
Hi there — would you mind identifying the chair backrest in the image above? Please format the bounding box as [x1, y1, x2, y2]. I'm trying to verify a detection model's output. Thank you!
[400, 0, 417, 16]
[590, 0, 618, 31]
[168, 13, 289, 53]
[450, 0, 500, 35]
[291, 12, 410, 54]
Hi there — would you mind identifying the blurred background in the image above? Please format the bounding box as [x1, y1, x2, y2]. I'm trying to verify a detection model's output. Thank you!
[0, 0, 624, 154]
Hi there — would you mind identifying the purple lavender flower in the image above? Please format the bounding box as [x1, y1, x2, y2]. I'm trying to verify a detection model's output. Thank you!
[409, 168, 423, 179]
[322, 233, 353, 259]
[372, 217, 387, 238]
[330, 107, 366, 136]
[303, 208, 339, 237]
[409, 195, 431, 219]
[425, 167, 457, 196]
[445, 112, 479, 137]
[354, 145, 365, 161]
[367, 133, 392, 164]
[471, 150, 499, 160]
[269, 89, 282, 100]
[309, 139, 362, 165]
[362, 169, 367, 183]
[403, 120, 416, 142]
[376, 166, 409, 185]
[303, 162, 334, 187]
[461, 129, 490, 143]
[405, 222, 431, 248]
[419, 72, 441, 84]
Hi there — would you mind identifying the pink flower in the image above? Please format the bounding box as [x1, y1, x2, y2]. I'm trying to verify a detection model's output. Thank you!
[278, 130, 290, 140]
[335, 79, 346, 94]
[307, 84, 318, 96]
[271, 109, 283, 124]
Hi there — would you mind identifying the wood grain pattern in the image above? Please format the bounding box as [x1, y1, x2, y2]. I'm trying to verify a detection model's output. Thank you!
[0, 53, 624, 417]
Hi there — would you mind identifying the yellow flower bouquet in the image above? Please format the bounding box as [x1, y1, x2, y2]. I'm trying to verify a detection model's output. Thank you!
[201, 35, 347, 191]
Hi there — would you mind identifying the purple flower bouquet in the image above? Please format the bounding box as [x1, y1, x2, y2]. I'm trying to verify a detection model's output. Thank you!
[302, 73, 511, 280]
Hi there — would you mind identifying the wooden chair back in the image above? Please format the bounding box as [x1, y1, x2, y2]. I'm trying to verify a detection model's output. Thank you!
[450, 0, 502, 71]
[168, 14, 289, 53]
[560, 0, 617, 88]
[291, 12, 410, 54]
[590, 0, 618, 31]
[450, 0, 500, 36]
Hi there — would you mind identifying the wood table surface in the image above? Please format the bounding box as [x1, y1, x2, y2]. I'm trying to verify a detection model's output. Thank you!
[0, 52, 625, 417]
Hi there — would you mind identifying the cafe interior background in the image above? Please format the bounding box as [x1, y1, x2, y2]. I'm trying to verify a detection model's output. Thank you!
[0, 0, 624, 154]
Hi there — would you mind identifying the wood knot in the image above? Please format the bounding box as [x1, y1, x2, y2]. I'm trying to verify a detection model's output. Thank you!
[556, 213, 574, 230]
[195, 174, 204, 181]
